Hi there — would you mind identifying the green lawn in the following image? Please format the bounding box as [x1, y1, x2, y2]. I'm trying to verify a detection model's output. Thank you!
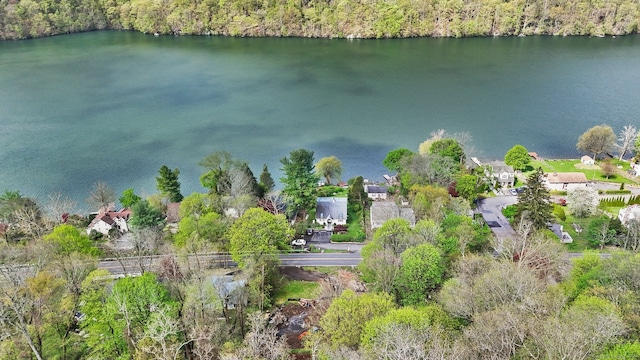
[273, 280, 320, 305]
[557, 214, 593, 251]
[527, 159, 637, 184]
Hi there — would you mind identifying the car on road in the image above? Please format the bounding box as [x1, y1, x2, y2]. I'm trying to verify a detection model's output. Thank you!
[291, 239, 307, 247]
[509, 189, 517, 196]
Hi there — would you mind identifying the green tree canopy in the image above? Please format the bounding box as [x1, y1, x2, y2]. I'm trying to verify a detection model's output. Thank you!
[382, 148, 413, 172]
[44, 224, 100, 256]
[360, 305, 458, 348]
[174, 193, 228, 250]
[227, 207, 293, 267]
[515, 168, 553, 230]
[577, 124, 616, 160]
[259, 164, 275, 193]
[156, 165, 183, 202]
[118, 188, 141, 208]
[80, 272, 177, 359]
[129, 199, 164, 229]
[319, 289, 395, 349]
[395, 242, 445, 305]
[504, 144, 531, 171]
[280, 149, 319, 218]
[455, 174, 479, 201]
[430, 138, 465, 164]
[316, 155, 343, 185]
[373, 218, 413, 256]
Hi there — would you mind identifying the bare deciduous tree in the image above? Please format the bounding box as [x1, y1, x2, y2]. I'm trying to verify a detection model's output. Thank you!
[222, 311, 289, 360]
[44, 192, 76, 226]
[88, 181, 116, 212]
[617, 124, 637, 160]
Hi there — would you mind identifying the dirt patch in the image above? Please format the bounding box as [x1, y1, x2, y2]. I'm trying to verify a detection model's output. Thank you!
[281, 267, 327, 281]
[574, 163, 600, 170]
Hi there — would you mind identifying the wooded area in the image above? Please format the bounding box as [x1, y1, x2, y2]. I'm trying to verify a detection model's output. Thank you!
[1, 0, 638, 40]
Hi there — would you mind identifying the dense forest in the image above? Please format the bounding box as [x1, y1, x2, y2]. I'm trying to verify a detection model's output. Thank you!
[0, 0, 638, 40]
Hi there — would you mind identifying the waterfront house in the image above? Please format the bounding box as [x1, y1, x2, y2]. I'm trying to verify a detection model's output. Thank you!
[87, 208, 132, 236]
[543, 172, 589, 191]
[370, 202, 415, 229]
[365, 185, 388, 200]
[581, 155, 595, 165]
[488, 161, 515, 188]
[315, 197, 347, 228]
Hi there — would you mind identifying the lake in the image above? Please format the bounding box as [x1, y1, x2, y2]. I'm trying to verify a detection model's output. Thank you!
[1, 31, 640, 208]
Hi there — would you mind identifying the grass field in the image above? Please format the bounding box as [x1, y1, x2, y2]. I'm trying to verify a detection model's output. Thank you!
[526, 159, 637, 184]
[273, 280, 320, 305]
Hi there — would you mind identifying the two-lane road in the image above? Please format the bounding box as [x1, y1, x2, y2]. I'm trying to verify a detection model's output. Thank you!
[98, 252, 363, 275]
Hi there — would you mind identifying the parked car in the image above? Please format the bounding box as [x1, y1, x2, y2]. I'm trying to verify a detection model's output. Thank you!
[509, 189, 518, 196]
[291, 239, 307, 246]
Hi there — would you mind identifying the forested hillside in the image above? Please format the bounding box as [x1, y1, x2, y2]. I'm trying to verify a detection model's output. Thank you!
[0, 0, 638, 40]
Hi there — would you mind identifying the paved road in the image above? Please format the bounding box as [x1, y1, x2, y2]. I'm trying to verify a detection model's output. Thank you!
[98, 252, 363, 275]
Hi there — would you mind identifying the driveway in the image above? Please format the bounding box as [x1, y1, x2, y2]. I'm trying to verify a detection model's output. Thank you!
[308, 230, 363, 253]
[477, 196, 518, 249]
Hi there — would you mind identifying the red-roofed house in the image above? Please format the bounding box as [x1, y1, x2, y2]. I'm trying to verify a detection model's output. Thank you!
[87, 208, 132, 236]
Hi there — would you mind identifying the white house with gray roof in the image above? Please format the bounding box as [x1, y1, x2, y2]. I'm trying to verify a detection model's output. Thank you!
[315, 197, 347, 227]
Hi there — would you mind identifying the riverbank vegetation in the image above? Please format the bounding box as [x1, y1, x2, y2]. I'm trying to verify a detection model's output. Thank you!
[1, 0, 639, 40]
[4, 128, 640, 358]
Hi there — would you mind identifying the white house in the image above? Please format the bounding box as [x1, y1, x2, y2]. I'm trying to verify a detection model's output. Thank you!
[619, 205, 640, 226]
[581, 155, 595, 165]
[544, 172, 589, 191]
[365, 185, 388, 200]
[315, 197, 348, 228]
[488, 161, 515, 188]
[87, 208, 132, 236]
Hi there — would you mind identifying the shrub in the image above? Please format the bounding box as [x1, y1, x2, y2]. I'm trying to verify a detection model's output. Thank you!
[553, 204, 566, 221]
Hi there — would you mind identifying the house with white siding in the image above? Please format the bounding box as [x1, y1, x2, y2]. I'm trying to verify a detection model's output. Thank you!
[543, 172, 589, 191]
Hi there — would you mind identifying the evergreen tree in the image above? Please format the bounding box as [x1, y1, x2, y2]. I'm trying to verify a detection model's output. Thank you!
[259, 164, 275, 193]
[515, 168, 553, 230]
[280, 149, 320, 219]
[156, 165, 183, 202]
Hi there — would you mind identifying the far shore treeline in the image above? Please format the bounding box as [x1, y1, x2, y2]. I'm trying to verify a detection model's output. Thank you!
[1, 0, 639, 40]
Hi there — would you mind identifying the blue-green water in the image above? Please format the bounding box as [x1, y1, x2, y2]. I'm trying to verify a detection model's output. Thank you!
[1, 32, 640, 207]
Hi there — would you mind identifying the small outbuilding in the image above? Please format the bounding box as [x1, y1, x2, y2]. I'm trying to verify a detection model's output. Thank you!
[581, 155, 595, 165]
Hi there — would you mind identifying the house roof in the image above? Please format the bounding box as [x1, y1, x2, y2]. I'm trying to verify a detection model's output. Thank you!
[370, 202, 415, 228]
[166, 202, 181, 223]
[365, 185, 388, 194]
[546, 172, 588, 184]
[489, 161, 514, 174]
[316, 197, 347, 221]
[88, 208, 132, 229]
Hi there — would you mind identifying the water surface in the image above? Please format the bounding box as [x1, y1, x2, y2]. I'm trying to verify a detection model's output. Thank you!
[1, 32, 640, 207]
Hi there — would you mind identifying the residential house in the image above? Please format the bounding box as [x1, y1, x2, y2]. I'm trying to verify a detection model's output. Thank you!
[315, 197, 348, 228]
[488, 161, 515, 188]
[212, 275, 247, 310]
[365, 185, 388, 200]
[581, 155, 595, 165]
[619, 205, 640, 226]
[87, 208, 132, 236]
[370, 202, 416, 229]
[543, 172, 589, 191]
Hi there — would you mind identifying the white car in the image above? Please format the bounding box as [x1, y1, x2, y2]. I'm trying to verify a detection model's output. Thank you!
[291, 239, 307, 246]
